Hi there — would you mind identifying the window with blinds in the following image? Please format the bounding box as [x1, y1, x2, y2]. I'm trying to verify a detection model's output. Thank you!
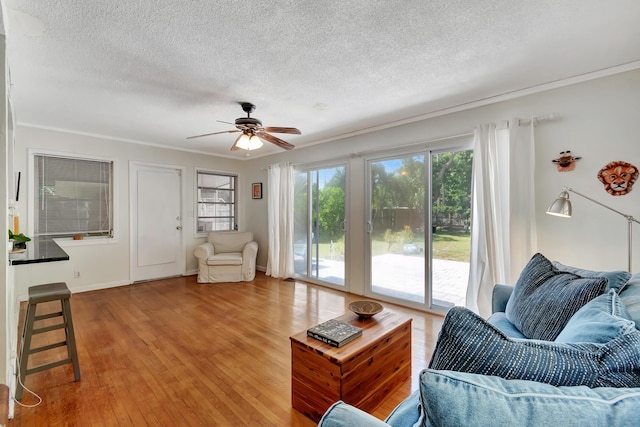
[34, 154, 114, 238]
[197, 171, 237, 233]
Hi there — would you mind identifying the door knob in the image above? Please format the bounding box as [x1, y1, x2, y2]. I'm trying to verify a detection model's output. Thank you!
[176, 226, 182, 230]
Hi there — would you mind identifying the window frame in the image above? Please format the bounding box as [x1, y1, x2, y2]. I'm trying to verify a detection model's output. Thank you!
[195, 169, 238, 236]
[28, 149, 118, 245]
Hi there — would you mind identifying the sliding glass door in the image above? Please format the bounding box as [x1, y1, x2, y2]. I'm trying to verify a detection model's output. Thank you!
[294, 165, 346, 287]
[430, 149, 473, 308]
[368, 154, 427, 303]
[367, 143, 472, 310]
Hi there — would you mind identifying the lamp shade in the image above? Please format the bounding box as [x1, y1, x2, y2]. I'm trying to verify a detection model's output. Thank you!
[546, 191, 572, 217]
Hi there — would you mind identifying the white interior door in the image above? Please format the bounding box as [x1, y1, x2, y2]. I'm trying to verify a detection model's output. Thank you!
[131, 163, 184, 282]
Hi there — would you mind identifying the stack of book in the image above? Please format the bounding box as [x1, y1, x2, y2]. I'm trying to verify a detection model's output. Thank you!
[307, 319, 363, 347]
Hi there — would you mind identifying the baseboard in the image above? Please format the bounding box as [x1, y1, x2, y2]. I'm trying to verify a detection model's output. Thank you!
[73, 280, 131, 294]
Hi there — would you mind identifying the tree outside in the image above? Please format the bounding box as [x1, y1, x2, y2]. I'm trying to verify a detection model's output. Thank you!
[432, 150, 473, 234]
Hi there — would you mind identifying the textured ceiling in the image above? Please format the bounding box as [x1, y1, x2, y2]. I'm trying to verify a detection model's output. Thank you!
[2, 0, 640, 159]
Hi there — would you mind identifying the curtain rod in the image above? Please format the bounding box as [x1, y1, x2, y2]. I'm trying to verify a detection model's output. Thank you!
[518, 113, 559, 126]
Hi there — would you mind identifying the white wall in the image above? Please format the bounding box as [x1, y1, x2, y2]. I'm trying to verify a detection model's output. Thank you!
[244, 69, 640, 294]
[11, 127, 247, 300]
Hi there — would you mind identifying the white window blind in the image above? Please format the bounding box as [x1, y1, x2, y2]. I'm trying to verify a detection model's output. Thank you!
[197, 171, 236, 233]
[34, 154, 114, 238]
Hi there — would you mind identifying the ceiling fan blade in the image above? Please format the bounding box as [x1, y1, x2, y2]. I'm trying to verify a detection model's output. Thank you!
[256, 131, 295, 150]
[264, 126, 301, 135]
[186, 129, 239, 139]
[230, 133, 243, 151]
[217, 120, 235, 125]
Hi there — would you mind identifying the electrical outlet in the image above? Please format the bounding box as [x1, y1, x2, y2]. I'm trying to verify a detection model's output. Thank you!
[74, 271, 80, 278]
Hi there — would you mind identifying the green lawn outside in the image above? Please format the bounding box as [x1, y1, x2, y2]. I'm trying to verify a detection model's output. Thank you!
[313, 229, 471, 262]
[431, 230, 471, 262]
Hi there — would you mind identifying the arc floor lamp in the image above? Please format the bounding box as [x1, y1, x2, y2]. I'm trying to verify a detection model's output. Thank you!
[547, 187, 640, 272]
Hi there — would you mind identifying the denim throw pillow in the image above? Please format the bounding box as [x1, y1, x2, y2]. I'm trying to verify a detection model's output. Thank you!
[419, 369, 640, 427]
[428, 306, 640, 388]
[506, 253, 608, 340]
[555, 289, 636, 343]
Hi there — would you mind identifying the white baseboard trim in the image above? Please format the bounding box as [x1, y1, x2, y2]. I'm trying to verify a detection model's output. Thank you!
[73, 280, 131, 294]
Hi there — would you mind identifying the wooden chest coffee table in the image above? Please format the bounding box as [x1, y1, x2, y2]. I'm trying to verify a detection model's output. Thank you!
[290, 310, 412, 422]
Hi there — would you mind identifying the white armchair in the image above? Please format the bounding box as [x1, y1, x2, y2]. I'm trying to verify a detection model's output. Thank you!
[193, 231, 258, 283]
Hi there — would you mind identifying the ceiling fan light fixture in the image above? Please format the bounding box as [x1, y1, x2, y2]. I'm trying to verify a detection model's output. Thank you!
[235, 133, 263, 151]
[248, 135, 263, 150]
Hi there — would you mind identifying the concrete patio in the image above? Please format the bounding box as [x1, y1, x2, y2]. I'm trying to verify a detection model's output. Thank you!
[314, 254, 469, 308]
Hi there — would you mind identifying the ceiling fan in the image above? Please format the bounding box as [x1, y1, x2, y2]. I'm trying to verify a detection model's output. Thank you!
[187, 102, 301, 151]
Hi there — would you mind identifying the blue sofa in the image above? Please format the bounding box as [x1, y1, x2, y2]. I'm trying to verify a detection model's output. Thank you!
[318, 254, 640, 427]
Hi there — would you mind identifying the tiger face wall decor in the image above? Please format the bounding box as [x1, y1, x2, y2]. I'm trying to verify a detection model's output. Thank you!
[597, 161, 638, 196]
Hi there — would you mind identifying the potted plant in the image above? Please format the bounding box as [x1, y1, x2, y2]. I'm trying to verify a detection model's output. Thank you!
[8, 229, 31, 251]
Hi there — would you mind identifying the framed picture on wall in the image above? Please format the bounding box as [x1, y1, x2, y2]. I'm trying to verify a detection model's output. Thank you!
[252, 182, 262, 199]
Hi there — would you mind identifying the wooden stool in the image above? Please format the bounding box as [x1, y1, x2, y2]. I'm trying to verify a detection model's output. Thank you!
[16, 282, 81, 400]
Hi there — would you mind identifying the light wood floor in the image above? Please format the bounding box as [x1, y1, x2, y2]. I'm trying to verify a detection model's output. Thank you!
[9, 272, 444, 426]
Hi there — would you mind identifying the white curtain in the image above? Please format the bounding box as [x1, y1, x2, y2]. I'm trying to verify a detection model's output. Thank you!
[466, 119, 537, 317]
[266, 162, 296, 279]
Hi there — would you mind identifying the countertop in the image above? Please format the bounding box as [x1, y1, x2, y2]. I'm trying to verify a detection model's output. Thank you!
[9, 238, 70, 265]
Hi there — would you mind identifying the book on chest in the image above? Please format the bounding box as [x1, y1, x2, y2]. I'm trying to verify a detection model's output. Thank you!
[307, 319, 363, 347]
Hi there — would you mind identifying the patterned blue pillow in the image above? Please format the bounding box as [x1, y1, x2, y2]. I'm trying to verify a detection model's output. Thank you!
[506, 253, 608, 340]
[428, 307, 640, 387]
[555, 289, 636, 343]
